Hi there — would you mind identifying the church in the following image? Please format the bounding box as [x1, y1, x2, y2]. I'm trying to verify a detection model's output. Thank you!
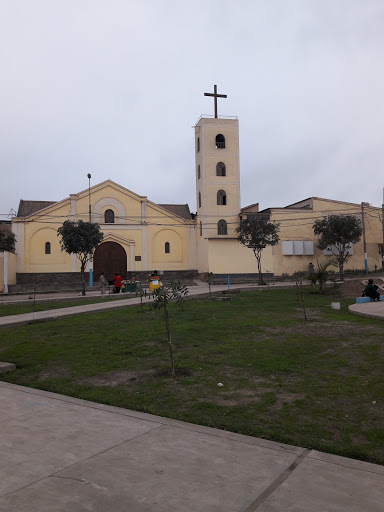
[1, 88, 383, 291]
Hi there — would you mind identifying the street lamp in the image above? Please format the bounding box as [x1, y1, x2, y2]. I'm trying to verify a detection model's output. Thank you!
[87, 173, 93, 287]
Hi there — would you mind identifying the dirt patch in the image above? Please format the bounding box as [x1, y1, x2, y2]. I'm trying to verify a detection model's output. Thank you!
[153, 367, 193, 378]
[332, 278, 383, 299]
[256, 321, 379, 342]
[273, 392, 305, 410]
[142, 340, 161, 347]
[39, 368, 73, 381]
[80, 370, 141, 387]
[208, 389, 261, 406]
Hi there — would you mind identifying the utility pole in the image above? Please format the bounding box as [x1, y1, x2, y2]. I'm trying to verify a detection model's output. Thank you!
[87, 173, 93, 287]
[361, 202, 368, 274]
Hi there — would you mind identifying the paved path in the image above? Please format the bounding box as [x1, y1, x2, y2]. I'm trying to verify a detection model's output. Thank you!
[348, 301, 384, 321]
[0, 381, 383, 511]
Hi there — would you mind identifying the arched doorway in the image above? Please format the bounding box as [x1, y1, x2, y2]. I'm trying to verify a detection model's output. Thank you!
[94, 242, 127, 283]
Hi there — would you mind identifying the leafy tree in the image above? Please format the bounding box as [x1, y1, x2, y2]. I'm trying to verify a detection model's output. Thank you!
[236, 217, 280, 284]
[57, 220, 103, 295]
[0, 231, 16, 252]
[151, 281, 188, 378]
[313, 215, 362, 280]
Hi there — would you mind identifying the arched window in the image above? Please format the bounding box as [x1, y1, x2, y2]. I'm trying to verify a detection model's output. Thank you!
[215, 134, 225, 149]
[165, 242, 170, 254]
[198, 192, 201, 208]
[200, 221, 202, 237]
[218, 220, 227, 235]
[197, 137, 200, 152]
[104, 209, 115, 223]
[198, 165, 201, 179]
[217, 190, 227, 205]
[45, 242, 51, 254]
[216, 162, 226, 176]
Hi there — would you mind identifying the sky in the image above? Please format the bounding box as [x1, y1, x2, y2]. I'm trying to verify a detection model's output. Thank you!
[1, 0, 384, 220]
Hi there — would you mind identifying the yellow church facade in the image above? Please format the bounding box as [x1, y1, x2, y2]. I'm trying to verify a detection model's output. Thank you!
[10, 181, 196, 285]
[2, 110, 384, 292]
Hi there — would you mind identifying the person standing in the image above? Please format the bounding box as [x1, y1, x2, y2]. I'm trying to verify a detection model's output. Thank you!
[99, 272, 108, 295]
[113, 273, 122, 293]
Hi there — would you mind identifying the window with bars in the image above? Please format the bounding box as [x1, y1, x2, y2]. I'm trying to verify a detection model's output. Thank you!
[215, 134, 225, 149]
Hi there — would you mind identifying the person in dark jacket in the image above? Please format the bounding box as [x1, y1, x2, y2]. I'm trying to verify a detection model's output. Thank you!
[363, 279, 380, 301]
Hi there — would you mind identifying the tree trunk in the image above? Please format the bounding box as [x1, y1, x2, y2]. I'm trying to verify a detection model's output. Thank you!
[81, 261, 86, 296]
[301, 289, 308, 321]
[256, 253, 263, 285]
[165, 306, 175, 378]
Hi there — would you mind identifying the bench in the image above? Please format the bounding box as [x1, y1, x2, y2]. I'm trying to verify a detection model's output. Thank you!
[356, 296, 384, 303]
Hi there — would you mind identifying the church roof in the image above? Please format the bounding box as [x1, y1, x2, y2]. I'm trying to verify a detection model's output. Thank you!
[0, 221, 12, 233]
[17, 200, 56, 218]
[15, 197, 192, 222]
[157, 204, 192, 220]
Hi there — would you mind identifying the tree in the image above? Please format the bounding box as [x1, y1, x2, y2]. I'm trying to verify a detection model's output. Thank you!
[57, 220, 103, 295]
[293, 271, 308, 321]
[151, 281, 188, 378]
[135, 280, 147, 313]
[204, 272, 213, 298]
[0, 231, 16, 252]
[236, 217, 280, 284]
[313, 215, 362, 280]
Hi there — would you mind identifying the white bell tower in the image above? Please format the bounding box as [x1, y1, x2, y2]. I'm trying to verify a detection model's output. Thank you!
[195, 86, 241, 273]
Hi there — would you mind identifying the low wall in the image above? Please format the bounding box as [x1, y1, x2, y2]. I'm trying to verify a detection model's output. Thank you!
[10, 272, 90, 293]
[126, 270, 198, 284]
[10, 270, 199, 293]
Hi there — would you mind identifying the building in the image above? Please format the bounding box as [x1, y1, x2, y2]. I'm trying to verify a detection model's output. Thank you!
[1, 107, 383, 292]
[243, 197, 383, 276]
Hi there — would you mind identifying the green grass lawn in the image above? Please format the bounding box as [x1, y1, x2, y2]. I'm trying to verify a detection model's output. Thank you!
[0, 293, 139, 317]
[1, 288, 383, 465]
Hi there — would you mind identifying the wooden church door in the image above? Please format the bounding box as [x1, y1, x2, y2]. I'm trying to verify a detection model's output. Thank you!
[93, 242, 127, 282]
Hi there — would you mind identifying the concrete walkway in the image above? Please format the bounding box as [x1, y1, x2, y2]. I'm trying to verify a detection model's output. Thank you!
[348, 301, 384, 321]
[0, 381, 383, 511]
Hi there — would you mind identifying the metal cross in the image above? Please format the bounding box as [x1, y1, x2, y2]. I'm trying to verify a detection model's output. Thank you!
[204, 84, 227, 118]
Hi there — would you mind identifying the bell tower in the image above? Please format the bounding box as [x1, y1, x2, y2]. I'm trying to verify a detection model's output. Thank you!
[195, 85, 241, 272]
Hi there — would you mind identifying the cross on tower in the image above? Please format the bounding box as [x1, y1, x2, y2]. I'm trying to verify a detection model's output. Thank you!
[204, 84, 227, 118]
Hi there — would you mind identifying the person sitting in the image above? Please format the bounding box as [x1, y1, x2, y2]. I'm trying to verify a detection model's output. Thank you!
[363, 279, 380, 302]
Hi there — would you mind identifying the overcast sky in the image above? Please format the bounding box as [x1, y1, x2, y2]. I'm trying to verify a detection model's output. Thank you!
[1, 0, 384, 220]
